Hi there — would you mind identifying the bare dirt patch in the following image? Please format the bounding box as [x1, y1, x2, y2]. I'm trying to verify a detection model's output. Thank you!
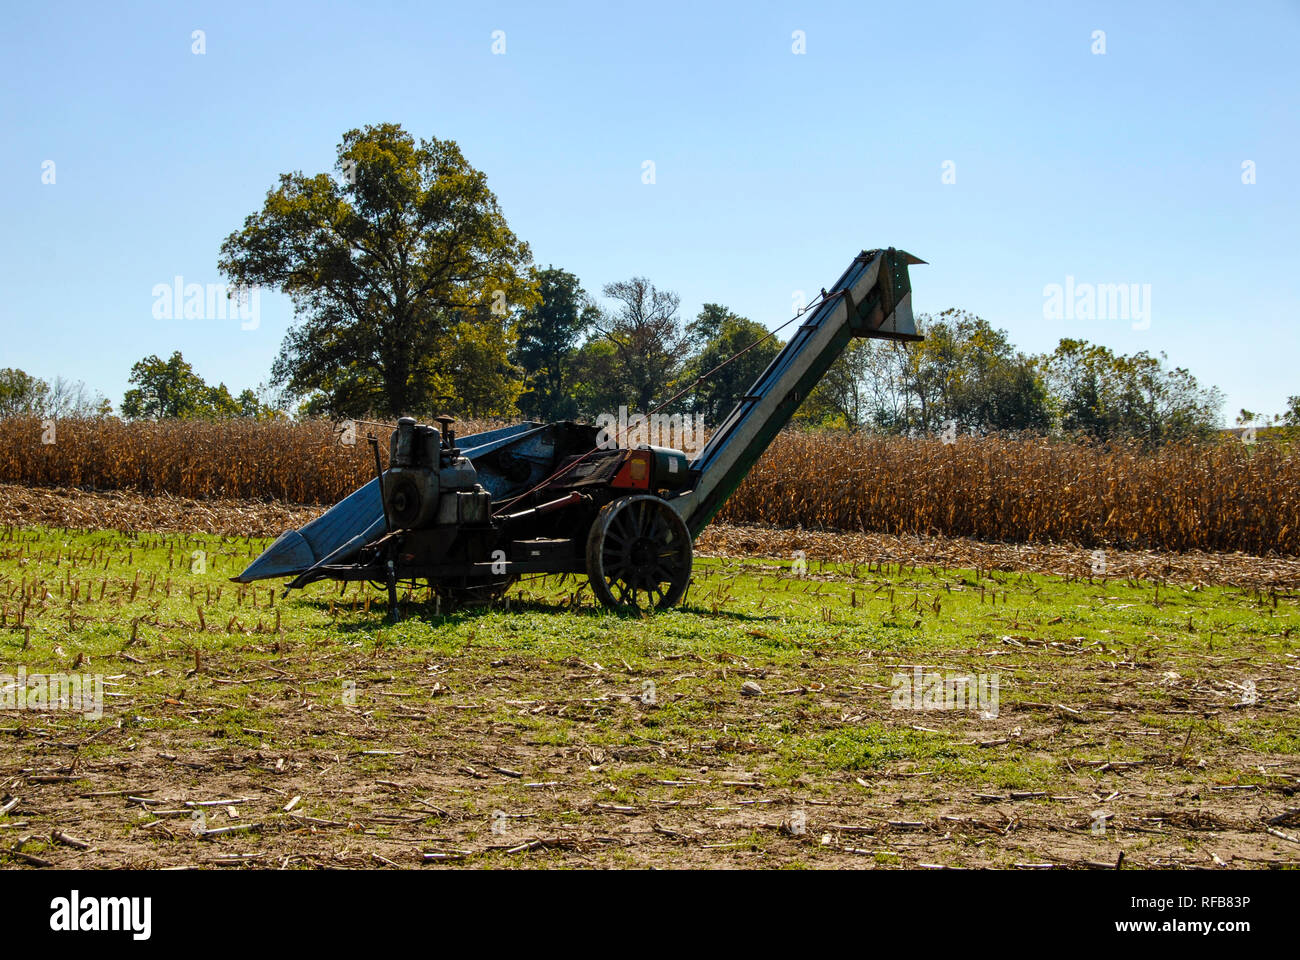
[4, 632, 1298, 870]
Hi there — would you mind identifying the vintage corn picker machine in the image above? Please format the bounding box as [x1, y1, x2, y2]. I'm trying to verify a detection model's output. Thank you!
[235, 248, 923, 614]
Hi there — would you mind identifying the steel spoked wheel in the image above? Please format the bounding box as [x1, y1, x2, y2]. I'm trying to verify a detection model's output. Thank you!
[587, 495, 692, 612]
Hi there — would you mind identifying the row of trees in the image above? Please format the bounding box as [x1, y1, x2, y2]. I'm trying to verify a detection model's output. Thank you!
[512, 275, 782, 426]
[211, 123, 1245, 443]
[1, 297, 1247, 447]
[2, 124, 1280, 444]
[119, 353, 278, 420]
[1, 355, 278, 422]
[515, 296, 1239, 444]
[0, 369, 109, 419]
[798, 311, 1232, 444]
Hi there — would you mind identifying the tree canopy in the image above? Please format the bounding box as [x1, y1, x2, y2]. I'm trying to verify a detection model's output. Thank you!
[1042, 338, 1223, 444]
[685, 313, 783, 423]
[121, 351, 252, 420]
[0, 368, 49, 417]
[591, 277, 689, 413]
[0, 368, 108, 418]
[218, 124, 535, 418]
[513, 266, 599, 421]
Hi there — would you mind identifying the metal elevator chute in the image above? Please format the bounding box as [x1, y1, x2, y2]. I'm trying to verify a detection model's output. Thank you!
[669, 247, 922, 536]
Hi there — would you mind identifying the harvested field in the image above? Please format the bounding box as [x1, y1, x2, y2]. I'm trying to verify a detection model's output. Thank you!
[0, 519, 1296, 869]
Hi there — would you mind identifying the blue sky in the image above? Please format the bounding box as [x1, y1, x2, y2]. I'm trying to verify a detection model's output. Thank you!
[2, 0, 1297, 421]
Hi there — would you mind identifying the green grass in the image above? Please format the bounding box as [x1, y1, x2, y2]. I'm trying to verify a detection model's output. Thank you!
[1, 524, 1296, 868]
[2, 526, 1295, 752]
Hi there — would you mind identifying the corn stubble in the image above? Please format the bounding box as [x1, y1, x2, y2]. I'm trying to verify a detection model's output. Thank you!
[1, 417, 1295, 554]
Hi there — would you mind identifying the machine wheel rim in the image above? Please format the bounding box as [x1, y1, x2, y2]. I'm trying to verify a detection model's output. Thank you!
[587, 495, 692, 612]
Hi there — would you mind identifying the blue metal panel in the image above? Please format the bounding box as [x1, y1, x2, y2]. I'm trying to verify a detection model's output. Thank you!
[234, 422, 539, 582]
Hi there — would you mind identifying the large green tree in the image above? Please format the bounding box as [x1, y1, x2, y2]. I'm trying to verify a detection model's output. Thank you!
[218, 124, 536, 418]
[685, 313, 783, 423]
[514, 266, 598, 421]
[121, 351, 240, 420]
[567, 339, 625, 417]
[685, 302, 739, 345]
[1042, 338, 1222, 444]
[904, 310, 1051, 434]
[592, 277, 688, 413]
[0, 368, 49, 417]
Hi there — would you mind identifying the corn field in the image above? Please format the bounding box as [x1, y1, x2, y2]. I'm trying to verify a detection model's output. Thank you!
[717, 432, 1300, 555]
[0, 417, 403, 505]
[0, 416, 1296, 554]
